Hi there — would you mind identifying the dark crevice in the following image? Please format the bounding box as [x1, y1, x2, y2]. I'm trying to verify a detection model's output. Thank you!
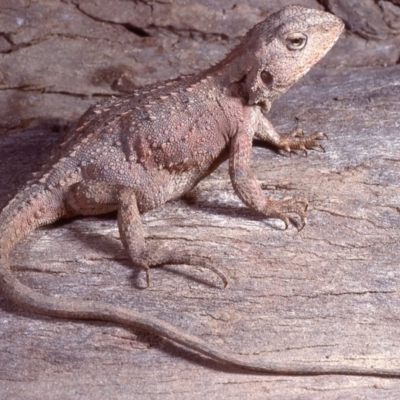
[45, 90, 110, 99]
[0, 39, 47, 55]
[314, 0, 330, 13]
[121, 23, 150, 37]
[160, 25, 230, 42]
[0, 32, 13, 45]
[0, 32, 119, 55]
[0, 84, 38, 92]
[72, 1, 152, 38]
[0, 85, 113, 99]
[71, 0, 230, 42]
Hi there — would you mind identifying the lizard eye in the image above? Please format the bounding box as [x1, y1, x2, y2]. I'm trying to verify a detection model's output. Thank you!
[285, 33, 307, 51]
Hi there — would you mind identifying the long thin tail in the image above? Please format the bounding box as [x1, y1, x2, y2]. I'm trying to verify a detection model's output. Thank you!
[0, 188, 399, 377]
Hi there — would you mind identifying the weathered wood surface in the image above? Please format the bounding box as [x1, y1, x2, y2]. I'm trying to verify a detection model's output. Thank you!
[2, 0, 400, 398]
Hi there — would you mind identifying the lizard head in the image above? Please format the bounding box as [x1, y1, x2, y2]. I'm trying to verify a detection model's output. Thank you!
[238, 5, 344, 109]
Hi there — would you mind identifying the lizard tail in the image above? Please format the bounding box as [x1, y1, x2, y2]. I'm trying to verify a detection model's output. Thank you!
[0, 184, 67, 300]
[1, 189, 399, 377]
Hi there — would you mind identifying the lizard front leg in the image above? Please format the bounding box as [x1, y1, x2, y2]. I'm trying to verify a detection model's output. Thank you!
[255, 115, 326, 154]
[230, 129, 308, 229]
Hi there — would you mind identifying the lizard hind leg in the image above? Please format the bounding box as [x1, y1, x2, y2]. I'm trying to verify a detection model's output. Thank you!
[65, 180, 119, 217]
[117, 188, 228, 288]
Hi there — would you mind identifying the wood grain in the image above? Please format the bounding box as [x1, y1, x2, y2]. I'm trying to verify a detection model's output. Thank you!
[1, 0, 400, 398]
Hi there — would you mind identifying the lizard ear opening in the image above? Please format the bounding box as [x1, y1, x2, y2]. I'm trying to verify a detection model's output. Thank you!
[285, 33, 307, 50]
[261, 70, 273, 86]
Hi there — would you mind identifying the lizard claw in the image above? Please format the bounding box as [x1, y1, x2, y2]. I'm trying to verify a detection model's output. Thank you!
[137, 266, 151, 289]
[145, 268, 151, 287]
[278, 129, 328, 153]
[142, 248, 228, 288]
[264, 197, 308, 231]
[321, 132, 329, 140]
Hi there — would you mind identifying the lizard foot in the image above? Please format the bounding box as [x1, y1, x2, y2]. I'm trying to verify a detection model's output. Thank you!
[278, 128, 327, 155]
[264, 196, 308, 230]
[140, 248, 228, 288]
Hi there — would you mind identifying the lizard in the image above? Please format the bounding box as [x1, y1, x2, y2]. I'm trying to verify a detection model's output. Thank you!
[1, 5, 396, 377]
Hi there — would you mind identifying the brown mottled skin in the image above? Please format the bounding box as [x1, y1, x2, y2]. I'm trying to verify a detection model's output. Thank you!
[1, 6, 391, 376]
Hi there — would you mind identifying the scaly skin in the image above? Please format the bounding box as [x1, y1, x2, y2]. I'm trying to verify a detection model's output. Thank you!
[1, 6, 388, 377]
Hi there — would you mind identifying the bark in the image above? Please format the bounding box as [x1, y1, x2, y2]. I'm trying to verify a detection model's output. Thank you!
[1, 0, 400, 398]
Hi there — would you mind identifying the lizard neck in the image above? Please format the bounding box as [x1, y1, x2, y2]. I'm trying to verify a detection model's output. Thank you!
[203, 44, 273, 111]
[206, 42, 251, 88]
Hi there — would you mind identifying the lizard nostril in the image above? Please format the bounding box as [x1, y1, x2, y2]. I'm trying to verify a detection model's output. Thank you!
[261, 70, 273, 86]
